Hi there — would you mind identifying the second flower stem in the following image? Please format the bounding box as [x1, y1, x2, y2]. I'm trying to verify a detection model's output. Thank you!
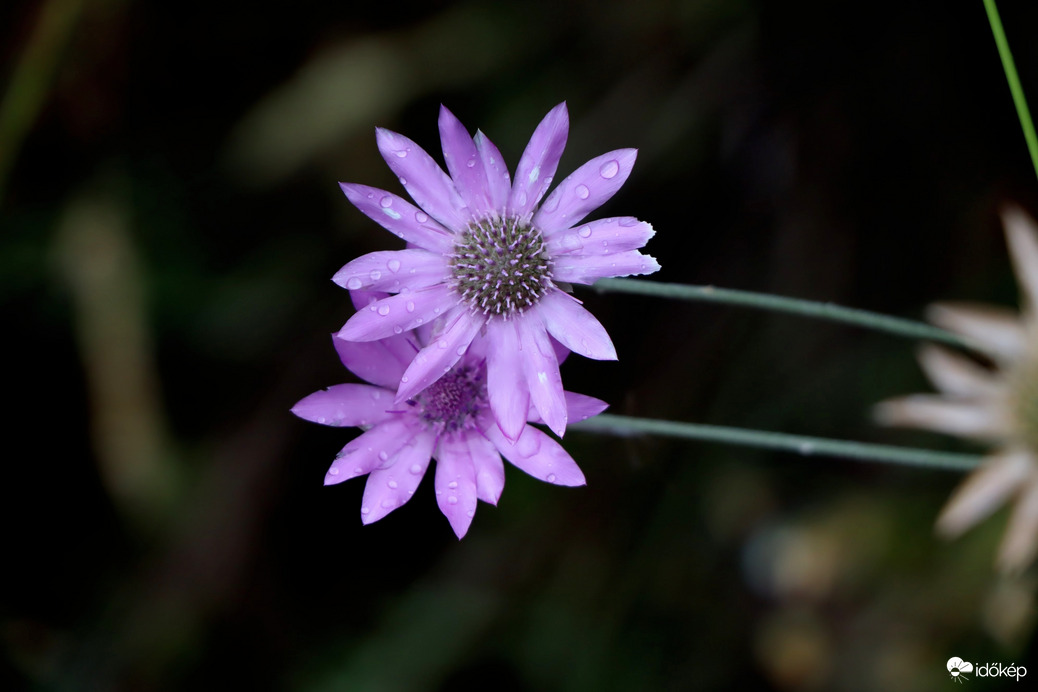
[590, 278, 968, 348]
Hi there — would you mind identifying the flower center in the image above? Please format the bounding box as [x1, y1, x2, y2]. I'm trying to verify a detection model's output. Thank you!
[448, 216, 553, 316]
[412, 364, 487, 432]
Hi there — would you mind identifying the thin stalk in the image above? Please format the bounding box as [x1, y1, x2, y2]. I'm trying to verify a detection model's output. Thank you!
[572, 413, 982, 472]
[983, 0, 1038, 183]
[590, 278, 967, 347]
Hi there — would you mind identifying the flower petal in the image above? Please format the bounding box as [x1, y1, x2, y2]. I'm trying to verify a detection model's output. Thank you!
[337, 284, 455, 342]
[527, 392, 608, 425]
[517, 314, 567, 437]
[873, 394, 1012, 441]
[508, 102, 569, 219]
[376, 127, 470, 230]
[333, 249, 448, 293]
[485, 319, 530, 441]
[324, 418, 416, 485]
[469, 433, 505, 505]
[926, 302, 1026, 363]
[1002, 204, 1038, 315]
[546, 216, 655, 255]
[439, 105, 491, 216]
[533, 149, 638, 234]
[998, 474, 1038, 573]
[434, 434, 479, 538]
[936, 448, 1033, 538]
[486, 423, 586, 486]
[552, 250, 661, 284]
[333, 335, 416, 390]
[916, 345, 1000, 398]
[395, 308, 486, 402]
[474, 130, 510, 211]
[360, 430, 436, 524]
[536, 289, 617, 360]
[339, 183, 454, 253]
[291, 383, 396, 427]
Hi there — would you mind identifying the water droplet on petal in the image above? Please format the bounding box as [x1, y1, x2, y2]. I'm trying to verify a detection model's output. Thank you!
[561, 234, 580, 251]
[401, 375, 410, 383]
[347, 277, 363, 290]
[466, 509, 475, 517]
[388, 480, 398, 489]
[361, 506, 371, 514]
[448, 495, 458, 505]
[394, 150, 407, 158]
[575, 184, 590, 199]
[399, 177, 407, 185]
[381, 499, 395, 508]
[600, 160, 619, 178]
[393, 326, 403, 334]
[546, 473, 557, 483]
[329, 467, 340, 475]
[410, 463, 423, 474]
[317, 416, 326, 424]
[456, 345, 467, 356]
[466, 159, 476, 168]
[377, 305, 391, 316]
[387, 259, 401, 272]
[517, 192, 528, 207]
[370, 270, 382, 281]
[380, 196, 393, 208]
[437, 339, 448, 349]
[354, 467, 364, 474]
[578, 226, 592, 238]
[378, 451, 389, 461]
[448, 481, 458, 489]
[406, 301, 415, 312]
[415, 211, 428, 223]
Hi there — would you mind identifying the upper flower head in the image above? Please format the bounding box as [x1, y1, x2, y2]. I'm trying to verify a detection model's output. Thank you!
[333, 103, 658, 441]
[292, 292, 608, 538]
[876, 205, 1038, 572]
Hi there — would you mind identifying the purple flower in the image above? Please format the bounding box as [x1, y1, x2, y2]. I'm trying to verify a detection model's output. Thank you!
[292, 293, 608, 538]
[334, 103, 658, 440]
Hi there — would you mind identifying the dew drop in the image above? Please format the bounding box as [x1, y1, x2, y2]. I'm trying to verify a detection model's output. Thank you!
[561, 234, 581, 251]
[387, 259, 401, 272]
[380, 196, 393, 208]
[456, 345, 467, 356]
[578, 226, 592, 238]
[399, 177, 407, 185]
[401, 375, 410, 383]
[329, 467, 340, 475]
[575, 184, 590, 199]
[448, 495, 459, 505]
[378, 451, 389, 461]
[388, 480, 398, 489]
[600, 160, 619, 178]
[466, 158, 476, 168]
[347, 277, 363, 290]
[354, 466, 364, 474]
[517, 192, 528, 207]
[466, 509, 475, 517]
[438, 339, 448, 349]
[361, 506, 371, 514]
[377, 305, 390, 316]
[394, 149, 407, 158]
[406, 301, 415, 312]
[381, 499, 395, 508]
[546, 473, 557, 483]
[415, 211, 429, 223]
[393, 326, 403, 334]
[448, 481, 458, 489]
[370, 270, 382, 281]
[410, 463, 423, 474]
[317, 416, 326, 424]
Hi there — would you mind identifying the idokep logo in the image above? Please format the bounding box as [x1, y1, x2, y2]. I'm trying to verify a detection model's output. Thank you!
[947, 657, 1028, 683]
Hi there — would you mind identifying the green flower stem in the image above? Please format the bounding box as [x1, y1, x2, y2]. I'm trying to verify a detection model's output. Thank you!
[984, 0, 1038, 183]
[590, 278, 968, 348]
[572, 413, 983, 472]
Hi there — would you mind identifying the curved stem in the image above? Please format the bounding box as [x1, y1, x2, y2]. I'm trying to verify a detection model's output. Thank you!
[589, 278, 967, 348]
[984, 0, 1038, 184]
[572, 413, 982, 472]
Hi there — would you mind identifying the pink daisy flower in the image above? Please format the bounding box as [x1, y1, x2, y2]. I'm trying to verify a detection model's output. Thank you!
[292, 293, 608, 538]
[334, 103, 658, 440]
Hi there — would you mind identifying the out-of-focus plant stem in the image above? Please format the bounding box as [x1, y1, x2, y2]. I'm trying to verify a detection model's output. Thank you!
[0, 0, 83, 207]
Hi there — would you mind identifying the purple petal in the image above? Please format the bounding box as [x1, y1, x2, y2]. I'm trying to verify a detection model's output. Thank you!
[552, 251, 661, 284]
[333, 335, 416, 389]
[376, 128, 470, 230]
[533, 149, 638, 234]
[516, 314, 567, 437]
[536, 289, 617, 360]
[486, 423, 586, 486]
[434, 434, 479, 538]
[469, 433, 505, 505]
[291, 383, 396, 427]
[337, 284, 456, 342]
[507, 103, 569, 219]
[474, 130, 511, 211]
[396, 309, 486, 402]
[350, 290, 390, 310]
[439, 106, 491, 216]
[546, 216, 655, 255]
[333, 250, 448, 293]
[485, 319, 530, 441]
[324, 418, 416, 485]
[359, 430, 436, 524]
[339, 183, 454, 253]
[527, 392, 608, 425]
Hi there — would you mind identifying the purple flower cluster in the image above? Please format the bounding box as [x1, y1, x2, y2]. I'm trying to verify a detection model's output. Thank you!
[293, 103, 658, 537]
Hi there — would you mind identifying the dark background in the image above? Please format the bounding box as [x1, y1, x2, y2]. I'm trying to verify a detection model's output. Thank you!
[3, 0, 1038, 690]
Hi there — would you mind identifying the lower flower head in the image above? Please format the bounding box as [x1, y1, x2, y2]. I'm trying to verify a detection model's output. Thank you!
[332, 103, 658, 441]
[292, 292, 608, 538]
